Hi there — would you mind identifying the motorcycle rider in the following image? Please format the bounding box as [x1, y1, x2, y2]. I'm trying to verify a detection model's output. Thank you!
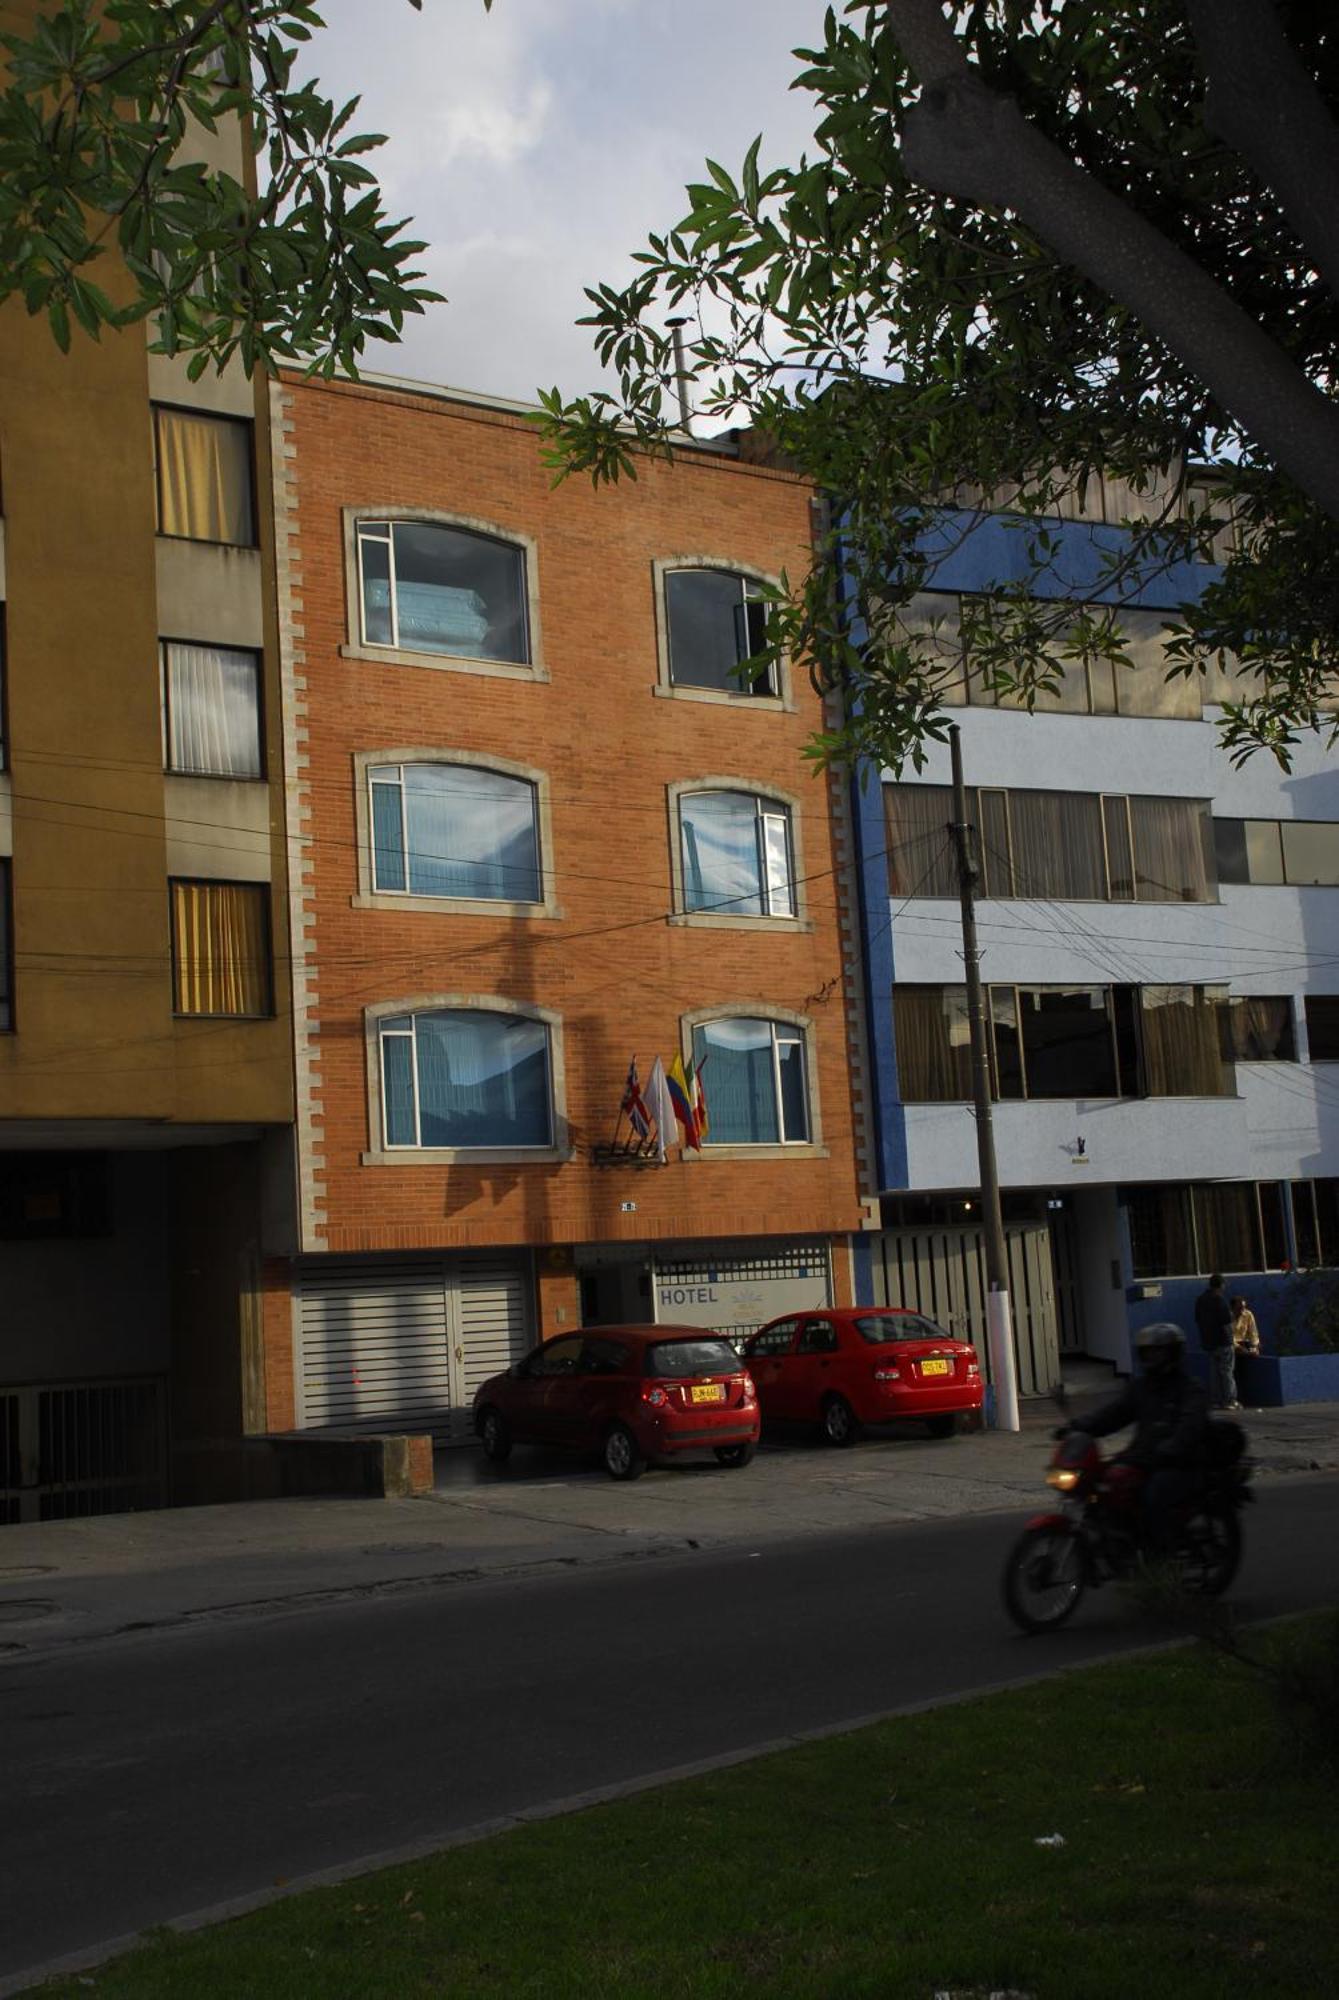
[1068, 1321, 1211, 1552]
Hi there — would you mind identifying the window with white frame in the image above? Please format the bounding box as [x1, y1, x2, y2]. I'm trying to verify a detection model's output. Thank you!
[690, 1017, 809, 1145]
[369, 763, 541, 903]
[679, 791, 794, 917]
[379, 1009, 553, 1149]
[665, 569, 774, 694]
[160, 641, 262, 779]
[355, 519, 529, 663]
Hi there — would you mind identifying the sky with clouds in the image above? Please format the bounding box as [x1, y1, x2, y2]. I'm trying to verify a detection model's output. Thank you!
[304, 0, 831, 405]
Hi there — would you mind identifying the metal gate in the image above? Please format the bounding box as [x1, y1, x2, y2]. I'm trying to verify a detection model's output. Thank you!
[868, 1223, 1062, 1398]
[296, 1254, 534, 1441]
[0, 1377, 168, 1525]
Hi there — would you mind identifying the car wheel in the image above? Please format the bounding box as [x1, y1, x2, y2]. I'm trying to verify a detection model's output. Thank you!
[926, 1414, 958, 1440]
[602, 1423, 644, 1481]
[821, 1394, 858, 1448]
[477, 1407, 512, 1464]
[714, 1443, 756, 1469]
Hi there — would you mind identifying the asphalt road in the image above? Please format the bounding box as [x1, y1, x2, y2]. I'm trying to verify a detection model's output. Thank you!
[4, 1476, 1339, 1986]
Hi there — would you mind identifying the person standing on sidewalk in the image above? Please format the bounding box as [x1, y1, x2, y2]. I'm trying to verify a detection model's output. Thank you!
[1195, 1272, 1237, 1410]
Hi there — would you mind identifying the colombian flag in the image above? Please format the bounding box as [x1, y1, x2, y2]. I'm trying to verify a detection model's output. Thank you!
[667, 1054, 701, 1151]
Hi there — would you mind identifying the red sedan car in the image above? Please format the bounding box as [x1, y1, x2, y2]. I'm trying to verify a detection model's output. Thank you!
[472, 1324, 760, 1480]
[742, 1307, 983, 1446]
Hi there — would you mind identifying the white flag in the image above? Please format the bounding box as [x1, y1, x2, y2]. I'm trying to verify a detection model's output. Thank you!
[644, 1056, 675, 1164]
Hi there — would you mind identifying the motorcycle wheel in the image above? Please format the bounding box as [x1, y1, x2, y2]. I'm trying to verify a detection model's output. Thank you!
[1003, 1523, 1088, 1634]
[1176, 1503, 1242, 1597]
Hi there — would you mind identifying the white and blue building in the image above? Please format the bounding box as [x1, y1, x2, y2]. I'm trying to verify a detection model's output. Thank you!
[847, 480, 1339, 1389]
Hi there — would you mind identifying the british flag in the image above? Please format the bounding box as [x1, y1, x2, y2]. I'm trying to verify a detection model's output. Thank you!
[621, 1057, 652, 1139]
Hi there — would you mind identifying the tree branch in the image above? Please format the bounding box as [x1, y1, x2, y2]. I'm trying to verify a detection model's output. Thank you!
[1188, 0, 1339, 306]
[892, 31, 1339, 523]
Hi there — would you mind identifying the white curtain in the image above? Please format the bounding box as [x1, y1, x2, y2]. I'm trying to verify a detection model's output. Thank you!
[163, 643, 261, 778]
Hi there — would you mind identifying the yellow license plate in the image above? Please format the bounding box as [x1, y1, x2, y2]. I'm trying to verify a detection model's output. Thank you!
[691, 1382, 726, 1404]
[920, 1358, 952, 1377]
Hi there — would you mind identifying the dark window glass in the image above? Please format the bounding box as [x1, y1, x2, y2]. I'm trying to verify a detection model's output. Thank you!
[893, 986, 972, 1101]
[1112, 985, 1142, 1095]
[1315, 1179, 1339, 1264]
[1305, 996, 1339, 1061]
[883, 784, 958, 897]
[852, 1314, 952, 1344]
[581, 1339, 631, 1375]
[1214, 818, 1250, 886]
[1220, 996, 1296, 1062]
[1193, 1183, 1262, 1274]
[644, 1338, 741, 1378]
[665, 570, 773, 694]
[1125, 1184, 1196, 1277]
[745, 1322, 798, 1356]
[526, 1337, 585, 1378]
[356, 520, 529, 663]
[1293, 1181, 1320, 1265]
[796, 1319, 839, 1354]
[1103, 796, 1135, 900]
[1259, 1184, 1289, 1269]
[1017, 986, 1117, 1098]
[990, 986, 1025, 1099]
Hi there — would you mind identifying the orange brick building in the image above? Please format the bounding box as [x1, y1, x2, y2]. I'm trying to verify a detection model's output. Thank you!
[265, 373, 870, 1435]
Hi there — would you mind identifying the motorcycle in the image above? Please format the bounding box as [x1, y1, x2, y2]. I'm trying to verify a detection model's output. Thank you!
[1002, 1396, 1254, 1634]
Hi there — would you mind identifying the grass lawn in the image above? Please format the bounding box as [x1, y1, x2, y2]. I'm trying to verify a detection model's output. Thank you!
[38, 1619, 1338, 1999]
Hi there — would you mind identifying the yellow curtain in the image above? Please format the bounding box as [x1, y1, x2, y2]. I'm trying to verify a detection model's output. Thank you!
[172, 882, 269, 1016]
[156, 409, 254, 545]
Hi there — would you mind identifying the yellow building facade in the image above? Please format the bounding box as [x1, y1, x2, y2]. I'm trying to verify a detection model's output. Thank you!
[0, 5, 295, 1518]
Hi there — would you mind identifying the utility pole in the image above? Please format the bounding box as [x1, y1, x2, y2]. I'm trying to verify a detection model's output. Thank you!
[948, 725, 1020, 1431]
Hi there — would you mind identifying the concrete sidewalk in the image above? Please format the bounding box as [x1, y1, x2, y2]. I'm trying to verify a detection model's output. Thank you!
[3, 1394, 1338, 1663]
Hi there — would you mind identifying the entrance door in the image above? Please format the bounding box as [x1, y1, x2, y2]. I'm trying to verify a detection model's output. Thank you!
[869, 1223, 1061, 1397]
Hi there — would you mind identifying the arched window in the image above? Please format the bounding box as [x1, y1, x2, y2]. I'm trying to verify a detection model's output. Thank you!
[379, 1009, 553, 1149]
[679, 790, 794, 918]
[369, 763, 541, 903]
[691, 1017, 809, 1146]
[356, 519, 529, 663]
[665, 568, 774, 694]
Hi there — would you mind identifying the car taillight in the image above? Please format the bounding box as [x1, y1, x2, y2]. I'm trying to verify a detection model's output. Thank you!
[966, 1356, 981, 1375]
[739, 1375, 757, 1406]
[873, 1366, 901, 1382]
[642, 1385, 668, 1407]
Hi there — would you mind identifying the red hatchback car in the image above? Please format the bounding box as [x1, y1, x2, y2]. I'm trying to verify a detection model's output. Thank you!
[742, 1307, 983, 1446]
[472, 1325, 760, 1480]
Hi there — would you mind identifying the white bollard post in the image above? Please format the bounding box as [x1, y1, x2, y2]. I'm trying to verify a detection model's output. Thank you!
[987, 1285, 1020, 1432]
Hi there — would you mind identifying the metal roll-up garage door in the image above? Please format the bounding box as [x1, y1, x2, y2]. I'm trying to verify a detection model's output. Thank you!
[296, 1255, 534, 1438]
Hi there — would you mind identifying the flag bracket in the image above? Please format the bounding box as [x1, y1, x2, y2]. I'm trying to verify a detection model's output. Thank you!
[591, 1138, 666, 1168]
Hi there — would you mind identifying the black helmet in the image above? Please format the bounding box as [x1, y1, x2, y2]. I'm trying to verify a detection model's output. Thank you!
[1135, 1321, 1186, 1371]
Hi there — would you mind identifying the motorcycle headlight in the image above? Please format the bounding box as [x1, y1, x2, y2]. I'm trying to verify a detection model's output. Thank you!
[1046, 1467, 1081, 1492]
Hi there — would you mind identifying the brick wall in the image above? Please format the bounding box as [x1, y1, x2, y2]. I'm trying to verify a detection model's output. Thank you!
[279, 376, 866, 1259]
